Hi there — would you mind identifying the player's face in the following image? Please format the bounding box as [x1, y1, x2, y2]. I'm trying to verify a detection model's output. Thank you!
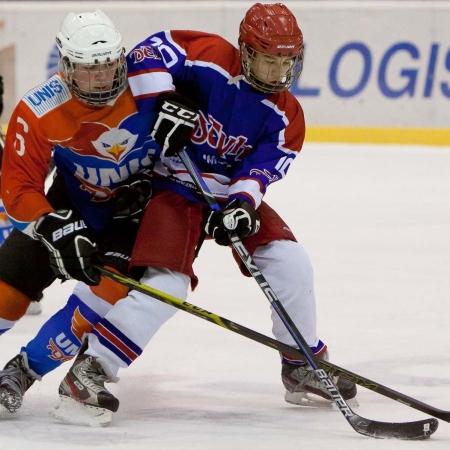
[250, 53, 294, 87]
[72, 61, 118, 94]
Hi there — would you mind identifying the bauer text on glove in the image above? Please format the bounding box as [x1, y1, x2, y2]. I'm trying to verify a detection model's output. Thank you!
[204, 199, 260, 246]
[34, 209, 101, 285]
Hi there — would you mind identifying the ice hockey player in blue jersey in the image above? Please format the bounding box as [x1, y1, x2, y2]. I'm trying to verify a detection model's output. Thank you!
[51, 3, 357, 426]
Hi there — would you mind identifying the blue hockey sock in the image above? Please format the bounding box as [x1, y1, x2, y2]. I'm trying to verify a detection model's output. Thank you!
[22, 293, 103, 377]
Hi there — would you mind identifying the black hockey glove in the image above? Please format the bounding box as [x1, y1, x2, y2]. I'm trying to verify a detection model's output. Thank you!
[204, 199, 260, 246]
[114, 170, 153, 219]
[34, 209, 101, 285]
[151, 92, 199, 157]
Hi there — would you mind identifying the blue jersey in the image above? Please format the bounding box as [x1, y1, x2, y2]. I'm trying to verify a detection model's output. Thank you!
[126, 30, 305, 208]
[1, 76, 159, 234]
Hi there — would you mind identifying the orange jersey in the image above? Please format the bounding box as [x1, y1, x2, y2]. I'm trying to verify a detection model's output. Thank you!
[2, 75, 158, 234]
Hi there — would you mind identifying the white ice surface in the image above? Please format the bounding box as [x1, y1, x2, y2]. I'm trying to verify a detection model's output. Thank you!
[1, 142, 450, 449]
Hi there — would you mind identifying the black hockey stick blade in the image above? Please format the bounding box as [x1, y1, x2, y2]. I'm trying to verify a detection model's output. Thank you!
[349, 416, 438, 440]
[96, 266, 439, 439]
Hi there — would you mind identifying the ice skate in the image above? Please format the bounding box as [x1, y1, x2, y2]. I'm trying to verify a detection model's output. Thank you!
[0, 353, 39, 413]
[282, 350, 358, 408]
[52, 354, 118, 427]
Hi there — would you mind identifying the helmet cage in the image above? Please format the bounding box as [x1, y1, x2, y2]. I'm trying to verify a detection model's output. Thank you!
[56, 10, 127, 106]
[59, 51, 127, 106]
[240, 43, 303, 94]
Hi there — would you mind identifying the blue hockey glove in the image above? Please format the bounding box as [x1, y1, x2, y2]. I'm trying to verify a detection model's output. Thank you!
[204, 199, 260, 246]
[34, 209, 101, 285]
[151, 92, 199, 157]
[114, 170, 153, 219]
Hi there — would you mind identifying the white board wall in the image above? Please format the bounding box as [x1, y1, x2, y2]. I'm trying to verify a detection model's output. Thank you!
[0, 1, 449, 143]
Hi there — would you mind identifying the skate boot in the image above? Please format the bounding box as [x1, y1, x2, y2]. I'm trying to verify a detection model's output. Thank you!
[0, 353, 40, 413]
[53, 354, 119, 427]
[281, 350, 357, 408]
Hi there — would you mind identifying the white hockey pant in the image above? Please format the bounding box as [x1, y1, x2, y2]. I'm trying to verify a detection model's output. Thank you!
[86, 267, 189, 378]
[86, 239, 318, 377]
[252, 239, 319, 348]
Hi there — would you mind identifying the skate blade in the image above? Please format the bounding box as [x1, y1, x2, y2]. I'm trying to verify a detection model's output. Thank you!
[0, 404, 17, 415]
[0, 403, 11, 415]
[50, 395, 113, 427]
[285, 391, 359, 409]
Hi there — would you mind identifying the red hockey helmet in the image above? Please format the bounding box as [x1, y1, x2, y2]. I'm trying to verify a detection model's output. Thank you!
[239, 3, 304, 93]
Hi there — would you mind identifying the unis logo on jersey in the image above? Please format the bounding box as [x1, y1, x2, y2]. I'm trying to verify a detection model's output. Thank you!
[53, 119, 154, 201]
[59, 122, 139, 163]
[23, 75, 71, 118]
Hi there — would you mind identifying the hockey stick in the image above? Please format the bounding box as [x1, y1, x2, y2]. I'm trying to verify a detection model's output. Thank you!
[96, 266, 441, 438]
[177, 148, 438, 439]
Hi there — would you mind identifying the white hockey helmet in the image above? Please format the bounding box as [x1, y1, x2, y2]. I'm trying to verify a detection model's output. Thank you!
[56, 10, 127, 106]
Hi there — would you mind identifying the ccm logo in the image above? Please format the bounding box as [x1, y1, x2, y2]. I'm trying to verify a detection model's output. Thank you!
[162, 102, 198, 121]
[52, 221, 87, 241]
